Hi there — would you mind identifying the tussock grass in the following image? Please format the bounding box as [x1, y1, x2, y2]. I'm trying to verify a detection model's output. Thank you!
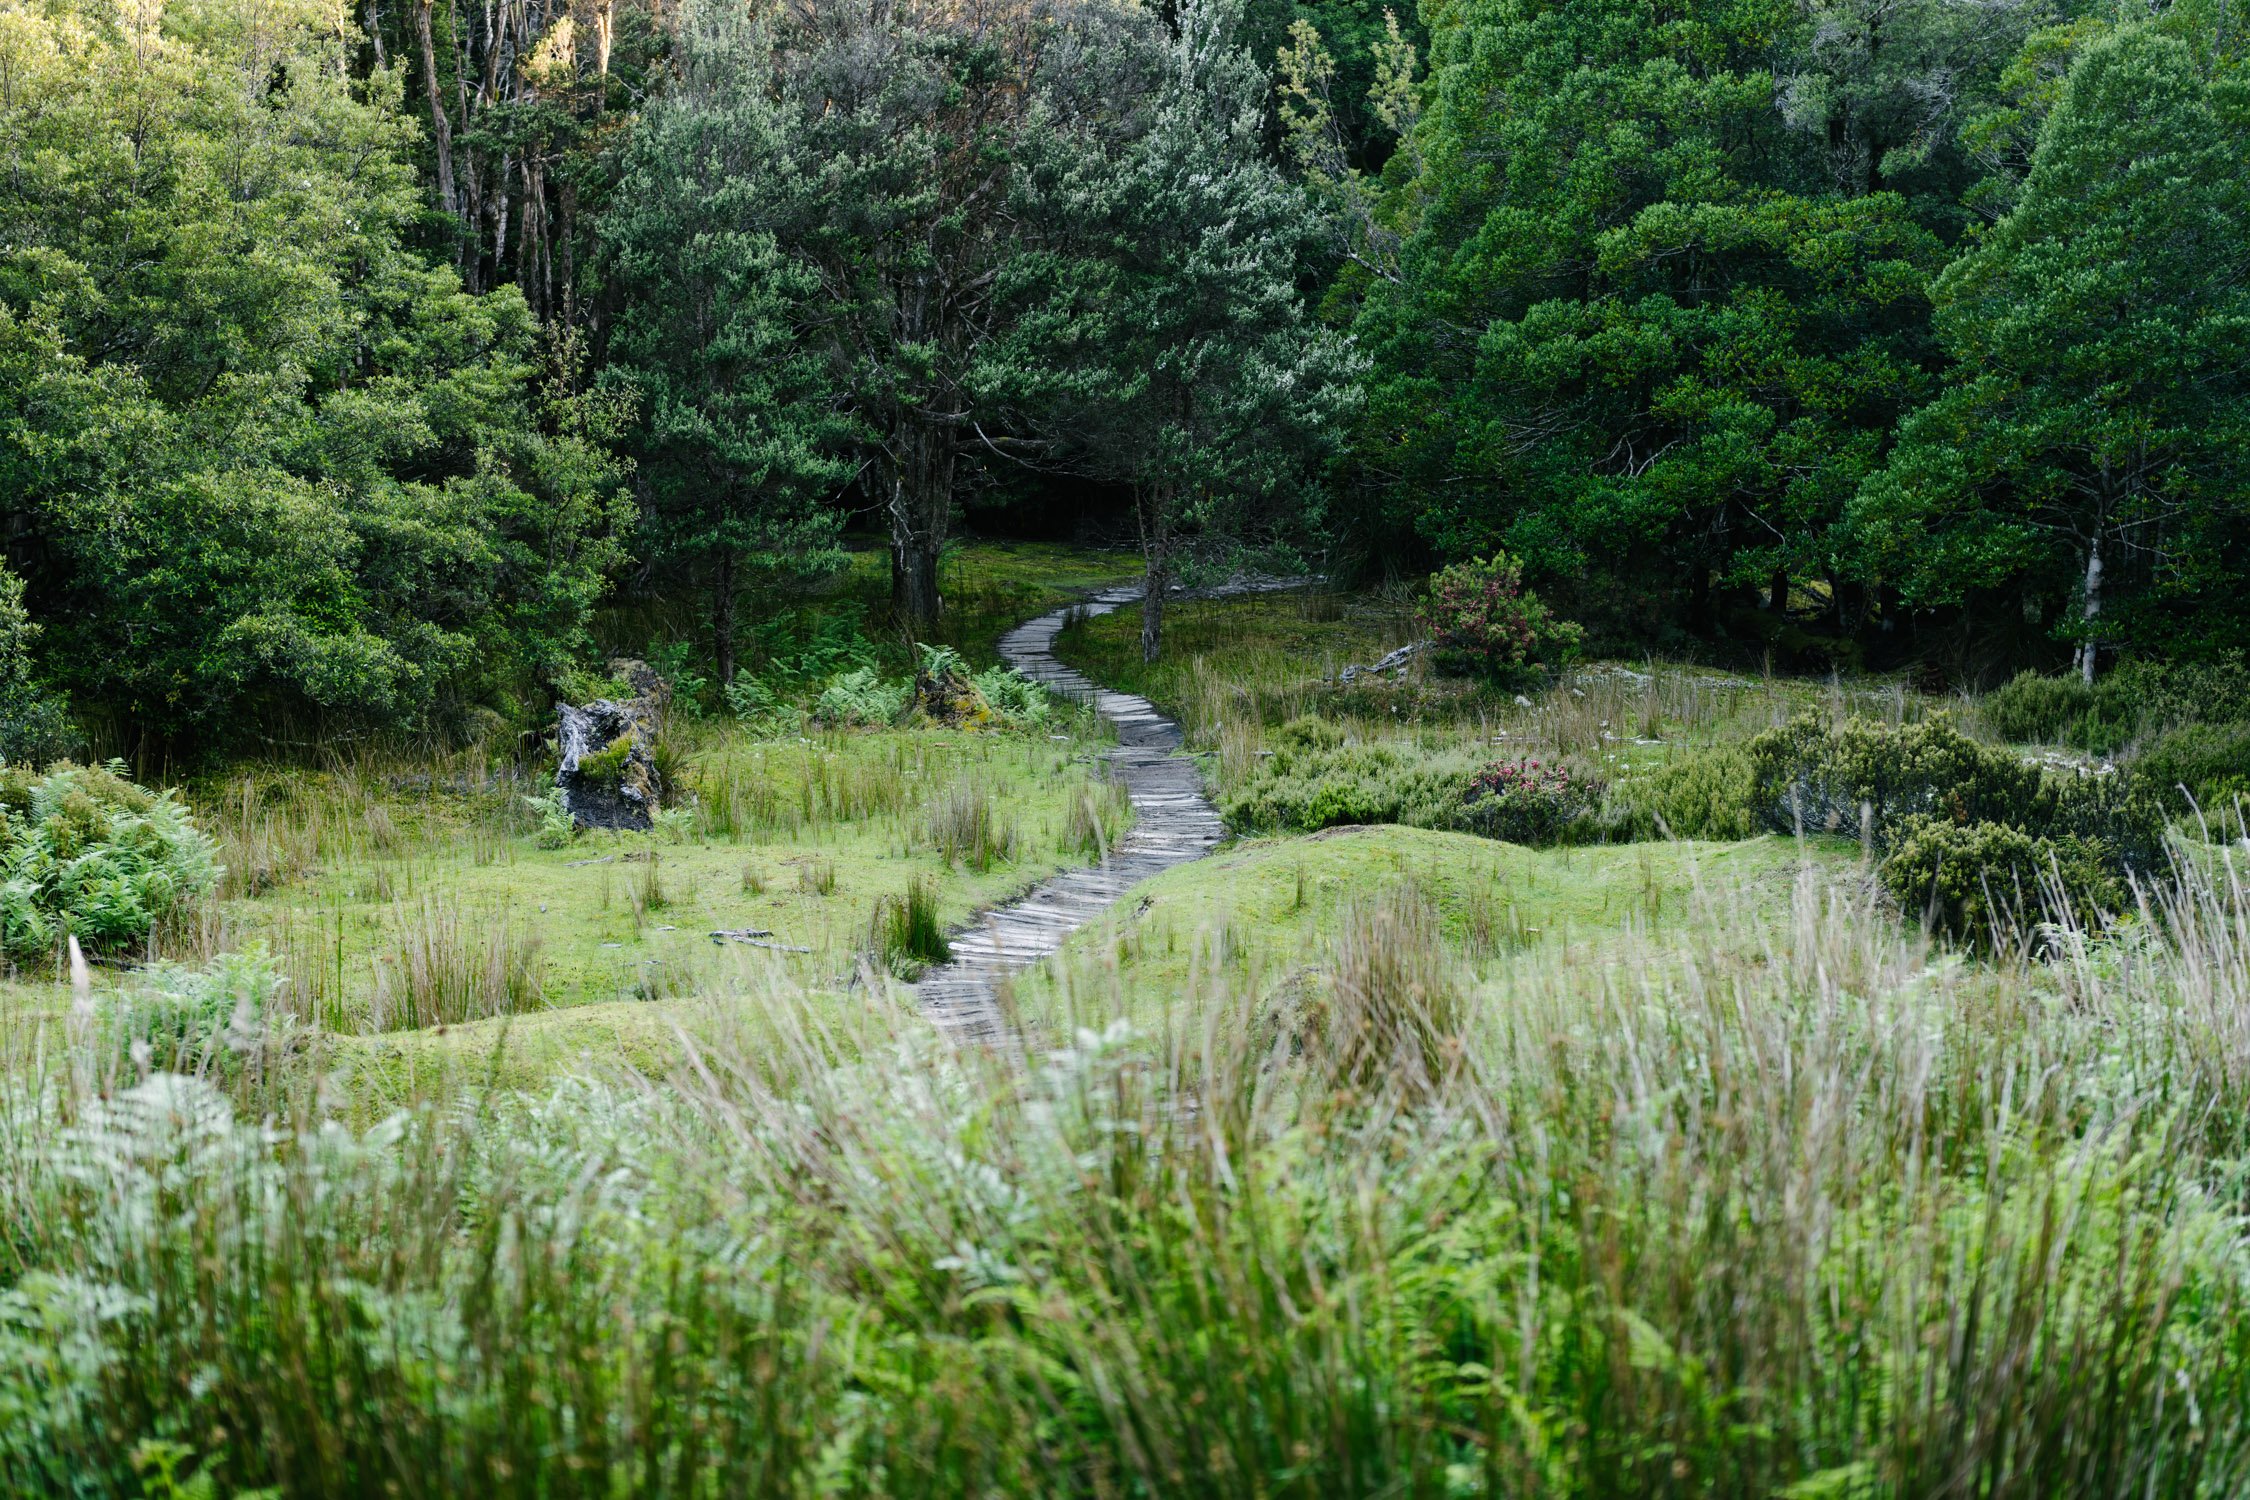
[1304, 884, 1462, 1097]
[872, 875, 951, 973]
[926, 778, 1019, 871]
[1063, 773, 1132, 860]
[366, 898, 545, 1031]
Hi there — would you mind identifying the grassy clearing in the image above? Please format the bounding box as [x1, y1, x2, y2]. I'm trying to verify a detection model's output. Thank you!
[1003, 824, 1864, 1037]
[227, 729, 1119, 1023]
[0, 725, 1130, 1074]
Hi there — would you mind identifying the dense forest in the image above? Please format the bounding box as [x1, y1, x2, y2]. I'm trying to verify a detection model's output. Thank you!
[0, 0, 2243, 758]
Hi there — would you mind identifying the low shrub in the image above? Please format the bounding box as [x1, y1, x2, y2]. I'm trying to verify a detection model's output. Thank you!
[1751, 712, 2163, 941]
[1879, 816, 2125, 949]
[1419, 553, 1583, 684]
[2134, 720, 2250, 821]
[0, 761, 219, 963]
[1985, 659, 2250, 754]
[1220, 735, 1482, 836]
[1984, 671, 2092, 744]
[1458, 759, 1603, 845]
[1746, 713, 2052, 839]
[1602, 744, 1759, 841]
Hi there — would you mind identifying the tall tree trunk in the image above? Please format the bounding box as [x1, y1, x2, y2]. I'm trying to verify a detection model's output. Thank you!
[887, 420, 952, 634]
[712, 548, 738, 688]
[1138, 485, 1172, 665]
[364, 0, 386, 66]
[413, 0, 457, 216]
[2079, 529, 2104, 684]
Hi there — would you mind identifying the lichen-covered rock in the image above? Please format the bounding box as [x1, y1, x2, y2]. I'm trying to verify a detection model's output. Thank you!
[555, 659, 666, 830]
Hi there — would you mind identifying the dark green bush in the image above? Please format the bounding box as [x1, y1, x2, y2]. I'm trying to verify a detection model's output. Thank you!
[2134, 720, 2250, 820]
[1746, 713, 2166, 914]
[1459, 760, 1603, 845]
[1419, 553, 1582, 684]
[0, 563, 72, 765]
[1983, 671, 2092, 744]
[1272, 714, 1346, 753]
[1989, 660, 2250, 754]
[1879, 816, 2125, 949]
[1746, 714, 2050, 839]
[1603, 744, 1759, 841]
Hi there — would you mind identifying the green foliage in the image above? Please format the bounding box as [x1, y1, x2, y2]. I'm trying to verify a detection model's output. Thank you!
[812, 669, 911, 728]
[11, 854, 2250, 1491]
[972, 667, 1057, 728]
[1353, 0, 1945, 612]
[575, 733, 637, 785]
[0, 760, 217, 962]
[1748, 713, 2047, 838]
[926, 781, 1020, 872]
[1458, 759, 1602, 844]
[873, 876, 952, 973]
[1607, 744, 1761, 841]
[0, 0, 631, 743]
[1221, 726, 1488, 836]
[1419, 553, 1582, 682]
[998, 0, 1358, 657]
[2136, 722, 2250, 819]
[102, 946, 289, 1078]
[1985, 660, 2250, 755]
[1984, 670, 2094, 743]
[1854, 26, 2250, 663]
[520, 790, 575, 851]
[1878, 815, 2124, 947]
[601, 27, 854, 677]
[0, 561, 69, 764]
[1747, 711, 2167, 878]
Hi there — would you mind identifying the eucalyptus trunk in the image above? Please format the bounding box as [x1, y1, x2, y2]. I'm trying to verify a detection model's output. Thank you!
[413, 0, 457, 218]
[712, 548, 739, 689]
[1138, 485, 1174, 665]
[888, 420, 954, 635]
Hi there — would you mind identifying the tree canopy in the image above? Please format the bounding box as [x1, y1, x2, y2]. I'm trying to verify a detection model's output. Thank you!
[0, 0, 2244, 751]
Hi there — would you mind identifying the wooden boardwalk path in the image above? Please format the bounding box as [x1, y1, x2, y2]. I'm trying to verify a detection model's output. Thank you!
[916, 582, 1286, 1040]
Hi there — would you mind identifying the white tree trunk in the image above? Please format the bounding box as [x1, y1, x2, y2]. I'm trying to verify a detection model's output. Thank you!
[2079, 531, 2104, 684]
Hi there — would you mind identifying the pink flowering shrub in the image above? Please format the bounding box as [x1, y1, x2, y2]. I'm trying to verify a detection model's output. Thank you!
[1460, 758, 1602, 844]
[1419, 553, 1583, 683]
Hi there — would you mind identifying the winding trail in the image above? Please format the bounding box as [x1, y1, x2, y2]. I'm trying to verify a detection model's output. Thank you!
[916, 583, 1277, 1041]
